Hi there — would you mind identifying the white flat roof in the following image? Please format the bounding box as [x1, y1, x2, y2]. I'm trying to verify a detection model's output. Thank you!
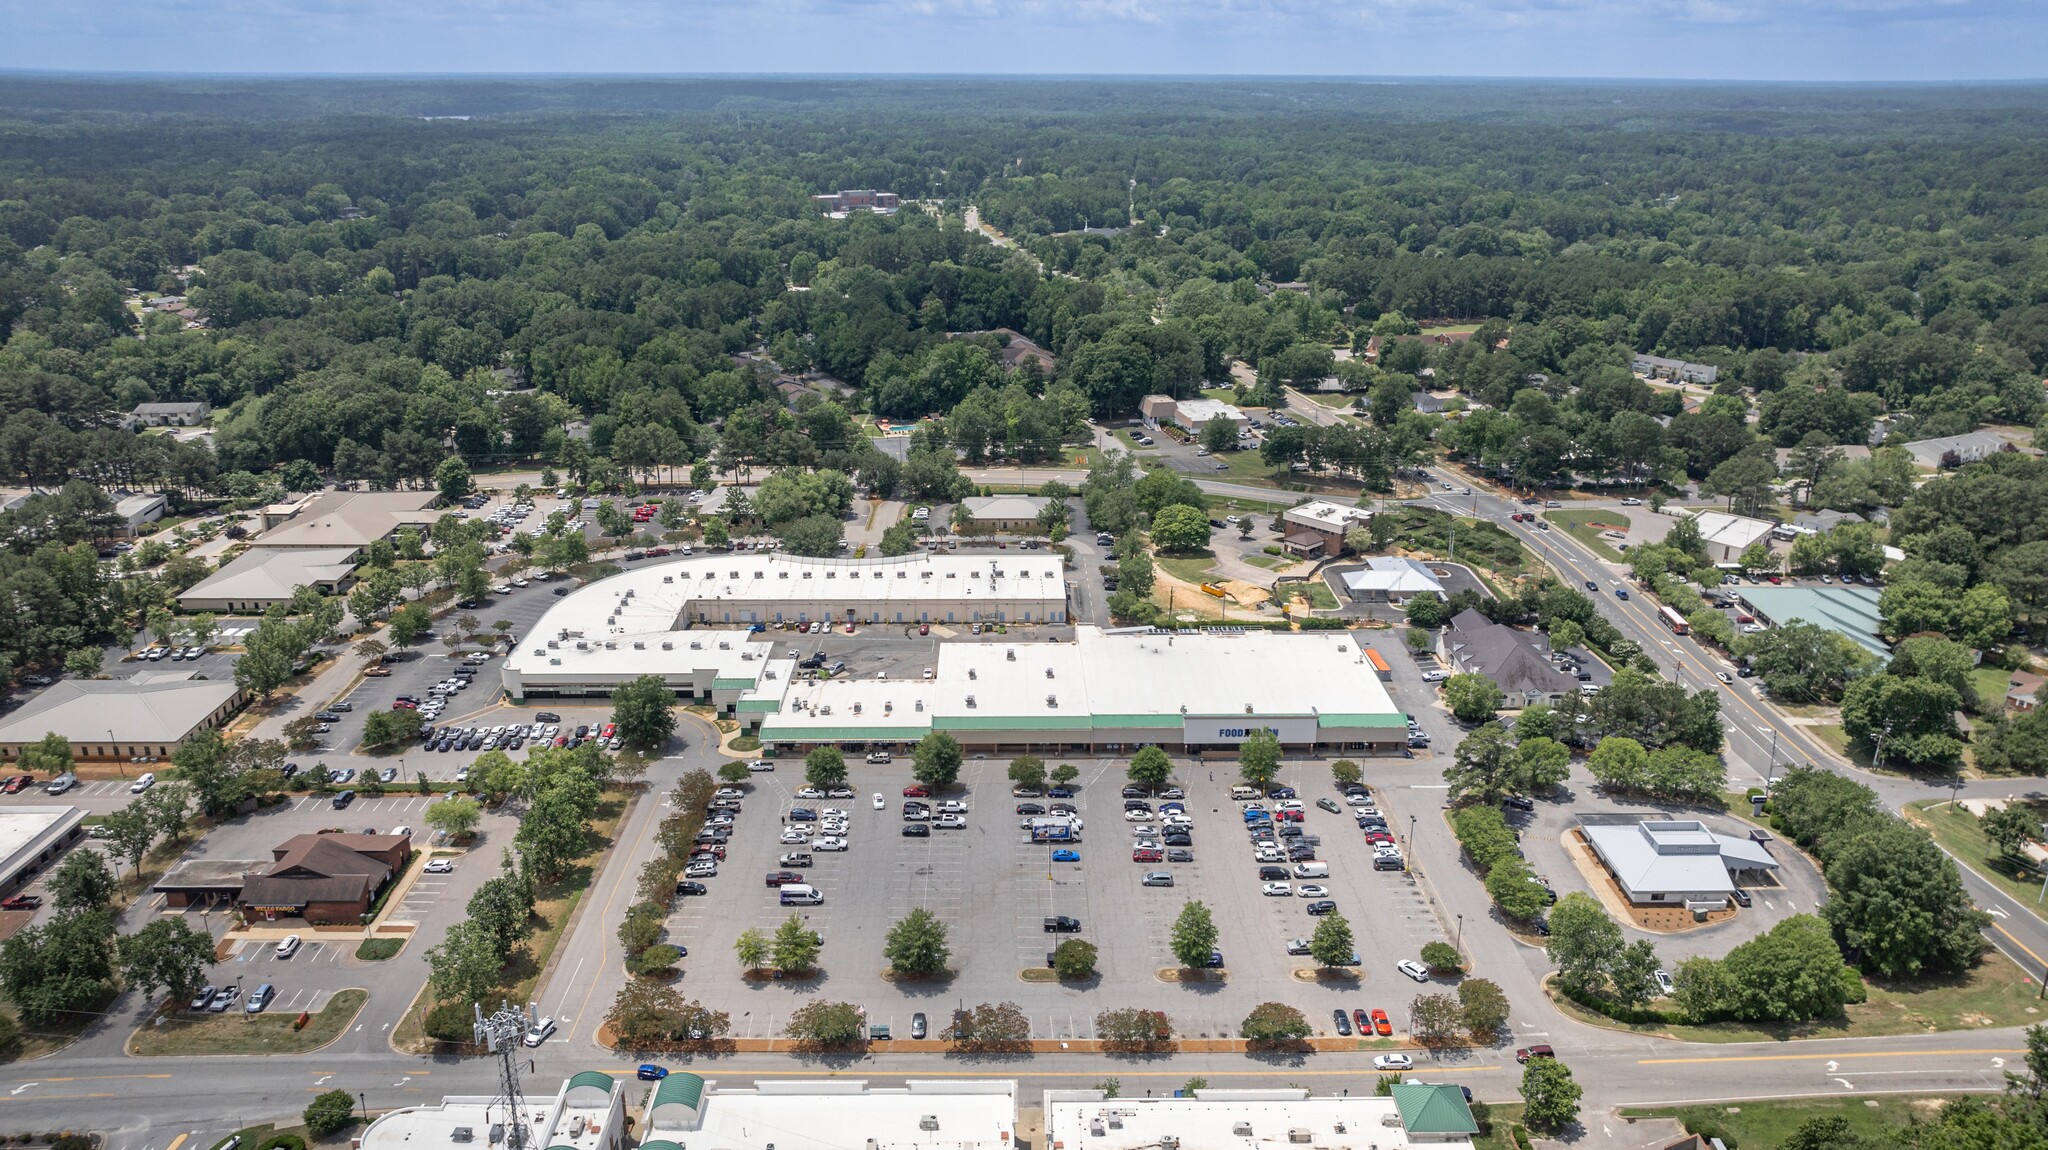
[1175, 398, 1246, 423]
[667, 1080, 1016, 1150]
[0, 807, 80, 870]
[1284, 500, 1370, 532]
[506, 553, 1062, 683]
[1688, 510, 1774, 551]
[1044, 1089, 1467, 1150]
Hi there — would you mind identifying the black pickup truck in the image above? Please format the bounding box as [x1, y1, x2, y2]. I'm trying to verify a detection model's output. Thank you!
[1042, 915, 1082, 933]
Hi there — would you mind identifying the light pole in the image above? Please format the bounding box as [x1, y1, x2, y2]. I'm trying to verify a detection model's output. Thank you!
[1455, 913, 1464, 961]
[359, 1092, 369, 1123]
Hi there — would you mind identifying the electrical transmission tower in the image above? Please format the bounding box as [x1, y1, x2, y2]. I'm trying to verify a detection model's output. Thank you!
[474, 1002, 538, 1148]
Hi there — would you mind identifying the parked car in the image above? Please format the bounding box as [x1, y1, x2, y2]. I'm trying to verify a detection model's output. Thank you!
[1331, 1009, 1352, 1036]
[0, 894, 41, 911]
[1516, 1044, 1556, 1063]
[1373, 1053, 1414, 1071]
[1397, 959, 1431, 982]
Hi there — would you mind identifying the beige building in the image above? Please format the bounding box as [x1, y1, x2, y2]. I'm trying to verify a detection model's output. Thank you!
[1279, 500, 1371, 557]
[0, 671, 244, 762]
[257, 490, 438, 549]
[959, 495, 1052, 533]
[178, 546, 361, 612]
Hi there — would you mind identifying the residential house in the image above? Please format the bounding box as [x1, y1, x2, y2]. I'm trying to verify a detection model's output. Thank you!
[2008, 672, 2042, 713]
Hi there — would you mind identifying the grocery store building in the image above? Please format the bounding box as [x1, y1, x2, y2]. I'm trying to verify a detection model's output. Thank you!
[751, 626, 1409, 756]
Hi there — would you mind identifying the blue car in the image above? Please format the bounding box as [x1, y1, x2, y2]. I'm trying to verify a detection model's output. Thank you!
[787, 808, 817, 821]
[1050, 849, 1080, 862]
[637, 1064, 668, 1081]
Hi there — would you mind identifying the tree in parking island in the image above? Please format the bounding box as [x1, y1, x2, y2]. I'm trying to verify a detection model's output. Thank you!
[1308, 911, 1355, 969]
[1169, 900, 1219, 969]
[1128, 745, 1173, 792]
[1239, 1002, 1312, 1044]
[1520, 1057, 1583, 1133]
[913, 731, 963, 788]
[883, 907, 951, 977]
[772, 915, 823, 976]
[117, 918, 215, 1005]
[611, 674, 678, 750]
[1237, 730, 1282, 790]
[806, 746, 849, 790]
[1050, 939, 1098, 979]
[1007, 755, 1046, 791]
[426, 795, 482, 841]
[786, 1000, 866, 1047]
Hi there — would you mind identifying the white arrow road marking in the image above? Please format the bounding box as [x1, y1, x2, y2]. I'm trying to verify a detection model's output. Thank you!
[1989, 907, 2010, 919]
[10, 1084, 36, 1095]
[1825, 1061, 1839, 1072]
[1994, 1058, 2008, 1068]
[314, 1075, 333, 1086]
[1834, 1078, 1855, 1090]
[394, 1077, 412, 1087]
[381, 1023, 391, 1032]
[354, 1024, 364, 1032]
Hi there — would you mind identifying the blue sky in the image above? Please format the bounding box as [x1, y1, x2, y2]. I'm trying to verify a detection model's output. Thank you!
[2, 0, 2041, 81]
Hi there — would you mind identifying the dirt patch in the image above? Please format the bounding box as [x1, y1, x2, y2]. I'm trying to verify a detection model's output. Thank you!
[1157, 968, 1228, 983]
[1291, 966, 1361, 982]
[1149, 565, 1270, 620]
[1562, 829, 1737, 932]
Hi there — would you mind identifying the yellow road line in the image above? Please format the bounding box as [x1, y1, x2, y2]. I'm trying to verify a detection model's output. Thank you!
[1641, 1048, 2023, 1065]
[166, 1134, 190, 1150]
[0, 1093, 118, 1103]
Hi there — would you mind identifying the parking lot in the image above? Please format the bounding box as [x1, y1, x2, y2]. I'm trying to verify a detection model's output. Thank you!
[664, 753, 1450, 1041]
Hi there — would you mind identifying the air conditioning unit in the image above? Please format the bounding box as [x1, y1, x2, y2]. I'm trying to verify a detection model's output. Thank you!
[966, 695, 976, 708]
[1045, 667, 1054, 678]
[1233, 1124, 1253, 1137]
[968, 668, 977, 679]
[1046, 694, 1058, 708]
[852, 702, 863, 714]
[1006, 648, 1016, 661]
[1288, 1130, 1311, 1144]
[661, 641, 673, 650]
[919, 1117, 939, 1132]
[632, 641, 645, 649]
[664, 575, 674, 583]
[451, 1129, 474, 1144]
[690, 641, 703, 650]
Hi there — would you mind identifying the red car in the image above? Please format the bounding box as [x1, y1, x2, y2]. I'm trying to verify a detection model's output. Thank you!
[1352, 1007, 1371, 1032]
[2, 775, 32, 794]
[391, 700, 417, 710]
[919, 623, 930, 635]
[903, 785, 931, 798]
[600, 723, 616, 739]
[1132, 847, 1163, 862]
[1365, 831, 1395, 845]
[646, 547, 670, 557]
[1277, 809, 1304, 822]
[692, 845, 726, 860]
[1371, 1008, 1392, 1036]
[1, 894, 41, 911]
[764, 871, 803, 887]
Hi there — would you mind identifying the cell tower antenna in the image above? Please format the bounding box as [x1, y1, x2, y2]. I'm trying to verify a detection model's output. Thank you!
[474, 1000, 534, 1148]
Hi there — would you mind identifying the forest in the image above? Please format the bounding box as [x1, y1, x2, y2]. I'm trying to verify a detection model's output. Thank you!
[0, 76, 2046, 679]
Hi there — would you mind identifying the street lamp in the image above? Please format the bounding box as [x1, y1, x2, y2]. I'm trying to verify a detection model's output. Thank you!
[359, 1092, 369, 1123]
[1455, 913, 1464, 960]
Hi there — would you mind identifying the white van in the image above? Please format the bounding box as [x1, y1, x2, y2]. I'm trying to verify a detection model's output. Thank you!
[1229, 785, 1261, 801]
[1292, 861, 1329, 879]
[779, 884, 823, 906]
[44, 772, 76, 795]
[580, 497, 601, 510]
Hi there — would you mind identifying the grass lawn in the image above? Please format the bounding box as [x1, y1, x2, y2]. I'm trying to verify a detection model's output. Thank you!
[356, 937, 405, 960]
[1556, 947, 2042, 1043]
[1911, 799, 2048, 909]
[0, 987, 117, 1062]
[1469, 1103, 1525, 1150]
[1543, 509, 1632, 563]
[1294, 581, 1340, 610]
[1240, 554, 1283, 570]
[1622, 1096, 1935, 1149]
[1809, 722, 1883, 769]
[1200, 387, 1240, 402]
[1304, 391, 1360, 408]
[1421, 323, 1483, 336]
[1157, 555, 1220, 585]
[130, 988, 368, 1057]
[1972, 665, 2015, 713]
[394, 790, 629, 1052]
[1205, 447, 1290, 485]
[1109, 429, 1158, 453]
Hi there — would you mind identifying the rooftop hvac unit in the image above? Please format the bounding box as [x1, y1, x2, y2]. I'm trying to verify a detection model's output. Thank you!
[1046, 694, 1058, 708]
[488, 1125, 505, 1145]
[1045, 667, 1054, 678]
[884, 701, 892, 713]
[1233, 1124, 1254, 1138]
[1090, 1122, 1104, 1138]
[633, 641, 645, 650]
[968, 668, 977, 679]
[820, 705, 832, 715]
[604, 641, 616, 649]
[547, 639, 560, 648]
[451, 1130, 473, 1144]
[742, 651, 755, 660]
[965, 695, 976, 708]
[661, 641, 673, 650]
[1006, 648, 1016, 661]
[1159, 1138, 1179, 1150]
[690, 641, 703, 650]
[718, 641, 731, 650]
[853, 702, 863, 714]
[625, 589, 635, 599]
[569, 1116, 587, 1138]
[915, 700, 923, 711]
[1289, 1130, 1311, 1144]
[548, 658, 560, 665]
[919, 1117, 939, 1132]
[664, 576, 674, 583]
[575, 641, 589, 650]
[1245, 704, 1254, 714]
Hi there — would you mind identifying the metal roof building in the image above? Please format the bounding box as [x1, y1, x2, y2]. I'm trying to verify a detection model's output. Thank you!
[1582, 819, 1778, 906]
[1736, 585, 1889, 658]
[177, 545, 361, 612]
[359, 1071, 626, 1150]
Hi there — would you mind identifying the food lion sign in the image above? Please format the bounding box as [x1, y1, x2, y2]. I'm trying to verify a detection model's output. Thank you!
[1183, 716, 1317, 745]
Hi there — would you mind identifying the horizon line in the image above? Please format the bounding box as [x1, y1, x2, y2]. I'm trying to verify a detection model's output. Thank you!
[2, 69, 2047, 87]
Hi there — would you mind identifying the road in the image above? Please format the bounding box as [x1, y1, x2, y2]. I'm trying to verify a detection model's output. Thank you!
[15, 463, 2048, 1147]
[1413, 465, 2048, 981]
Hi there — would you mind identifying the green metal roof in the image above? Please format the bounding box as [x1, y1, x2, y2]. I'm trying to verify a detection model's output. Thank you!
[1090, 714, 1185, 729]
[566, 1071, 615, 1093]
[712, 676, 758, 691]
[640, 1141, 685, 1150]
[735, 699, 781, 713]
[1389, 1082, 1479, 1135]
[935, 715, 1093, 731]
[758, 725, 931, 742]
[652, 1072, 705, 1111]
[1316, 713, 1410, 728]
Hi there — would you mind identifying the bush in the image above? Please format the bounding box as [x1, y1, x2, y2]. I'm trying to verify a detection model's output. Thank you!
[627, 944, 681, 978]
[255, 1137, 306, 1150]
[1420, 941, 1463, 973]
[424, 999, 478, 1043]
[355, 938, 402, 961]
[304, 1089, 359, 1137]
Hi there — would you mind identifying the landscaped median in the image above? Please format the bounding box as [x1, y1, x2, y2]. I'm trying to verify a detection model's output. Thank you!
[128, 988, 367, 1056]
[592, 1031, 1404, 1056]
